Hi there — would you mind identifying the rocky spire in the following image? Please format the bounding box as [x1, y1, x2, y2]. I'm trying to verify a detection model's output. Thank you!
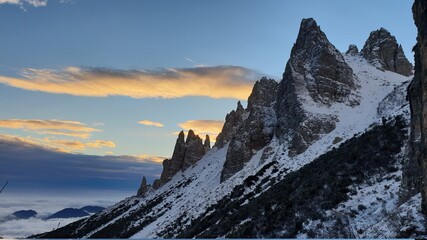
[137, 176, 148, 196]
[345, 44, 359, 55]
[204, 135, 211, 152]
[158, 129, 207, 186]
[275, 18, 358, 156]
[402, 0, 427, 213]
[214, 101, 246, 148]
[220, 77, 278, 182]
[182, 130, 205, 170]
[168, 131, 186, 178]
[361, 28, 413, 76]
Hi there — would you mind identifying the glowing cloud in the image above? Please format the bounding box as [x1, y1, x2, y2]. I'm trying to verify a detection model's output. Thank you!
[0, 66, 261, 100]
[86, 140, 116, 148]
[138, 120, 164, 128]
[0, 119, 101, 135]
[136, 154, 168, 163]
[0, 134, 116, 153]
[177, 120, 224, 140]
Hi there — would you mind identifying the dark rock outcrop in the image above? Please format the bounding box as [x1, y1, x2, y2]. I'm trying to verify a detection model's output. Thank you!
[403, 0, 427, 213]
[152, 179, 160, 190]
[182, 130, 206, 171]
[345, 44, 359, 55]
[137, 176, 148, 196]
[215, 101, 246, 148]
[12, 210, 37, 219]
[276, 18, 358, 156]
[203, 135, 210, 152]
[221, 78, 278, 182]
[220, 18, 360, 181]
[361, 28, 413, 76]
[159, 130, 208, 186]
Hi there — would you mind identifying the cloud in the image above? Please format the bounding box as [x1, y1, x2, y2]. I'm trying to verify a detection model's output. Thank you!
[0, 66, 261, 100]
[177, 120, 224, 141]
[86, 140, 116, 148]
[137, 120, 164, 128]
[136, 154, 167, 163]
[0, 134, 115, 153]
[0, 119, 100, 139]
[0, 136, 163, 192]
[0, 0, 47, 8]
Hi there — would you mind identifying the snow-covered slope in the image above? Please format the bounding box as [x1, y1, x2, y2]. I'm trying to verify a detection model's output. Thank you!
[35, 17, 425, 238]
[35, 52, 422, 238]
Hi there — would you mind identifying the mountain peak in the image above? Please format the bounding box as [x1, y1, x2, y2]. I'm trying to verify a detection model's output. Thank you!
[276, 17, 359, 155]
[361, 28, 413, 76]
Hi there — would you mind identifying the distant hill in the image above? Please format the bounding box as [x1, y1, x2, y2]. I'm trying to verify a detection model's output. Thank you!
[12, 210, 37, 219]
[44, 206, 105, 220]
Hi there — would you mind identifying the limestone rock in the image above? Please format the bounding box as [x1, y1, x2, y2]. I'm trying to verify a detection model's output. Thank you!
[137, 176, 151, 197]
[345, 44, 359, 55]
[152, 179, 160, 190]
[276, 18, 357, 156]
[220, 78, 278, 182]
[214, 101, 246, 148]
[169, 131, 186, 177]
[203, 135, 210, 152]
[182, 130, 205, 171]
[159, 130, 208, 186]
[403, 0, 427, 213]
[361, 28, 413, 76]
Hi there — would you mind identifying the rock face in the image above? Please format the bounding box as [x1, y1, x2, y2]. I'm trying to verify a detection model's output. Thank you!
[215, 101, 246, 148]
[346, 44, 359, 55]
[275, 18, 358, 156]
[137, 176, 148, 196]
[221, 77, 278, 182]
[361, 28, 413, 76]
[182, 130, 206, 171]
[220, 18, 360, 181]
[404, 0, 427, 213]
[203, 135, 210, 152]
[159, 130, 209, 186]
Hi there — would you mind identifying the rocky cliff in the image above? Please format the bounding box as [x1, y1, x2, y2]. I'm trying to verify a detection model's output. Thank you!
[362, 28, 413, 76]
[159, 130, 210, 186]
[276, 18, 359, 156]
[34, 15, 422, 239]
[404, 0, 427, 212]
[221, 77, 278, 181]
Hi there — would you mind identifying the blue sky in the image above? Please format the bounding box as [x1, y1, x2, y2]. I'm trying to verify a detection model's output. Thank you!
[0, 0, 416, 192]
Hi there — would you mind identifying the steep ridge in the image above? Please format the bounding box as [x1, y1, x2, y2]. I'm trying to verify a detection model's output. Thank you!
[362, 28, 413, 76]
[159, 130, 210, 186]
[403, 0, 427, 213]
[35, 18, 420, 238]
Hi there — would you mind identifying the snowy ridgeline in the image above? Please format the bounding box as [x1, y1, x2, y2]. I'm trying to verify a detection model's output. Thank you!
[33, 52, 426, 238]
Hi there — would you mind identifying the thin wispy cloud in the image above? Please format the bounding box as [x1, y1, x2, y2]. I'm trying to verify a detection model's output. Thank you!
[184, 57, 195, 63]
[0, 119, 100, 139]
[137, 120, 164, 128]
[86, 140, 116, 148]
[0, 66, 261, 100]
[0, 0, 47, 9]
[136, 154, 167, 163]
[176, 119, 224, 141]
[0, 134, 116, 153]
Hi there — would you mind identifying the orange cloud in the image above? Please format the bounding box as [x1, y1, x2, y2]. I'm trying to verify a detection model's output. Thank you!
[0, 134, 116, 153]
[0, 66, 260, 100]
[86, 140, 116, 148]
[138, 120, 164, 127]
[136, 154, 168, 163]
[0, 119, 100, 139]
[177, 120, 224, 141]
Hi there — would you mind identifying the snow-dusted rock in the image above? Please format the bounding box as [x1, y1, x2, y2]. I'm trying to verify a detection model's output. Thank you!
[276, 18, 359, 156]
[361, 28, 413, 76]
